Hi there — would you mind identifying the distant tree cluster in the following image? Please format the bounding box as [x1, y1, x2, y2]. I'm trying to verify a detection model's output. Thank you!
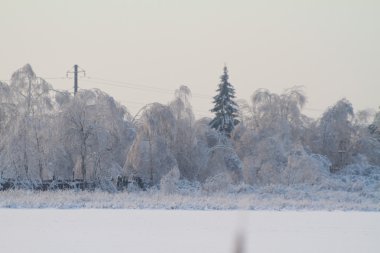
[0, 64, 379, 191]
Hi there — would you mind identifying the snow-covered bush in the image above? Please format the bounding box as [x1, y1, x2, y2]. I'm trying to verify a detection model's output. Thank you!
[175, 179, 201, 195]
[338, 156, 380, 180]
[282, 147, 330, 185]
[202, 172, 233, 193]
[96, 180, 118, 193]
[240, 135, 288, 185]
[160, 166, 180, 194]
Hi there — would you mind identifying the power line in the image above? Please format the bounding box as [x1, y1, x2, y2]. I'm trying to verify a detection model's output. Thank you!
[304, 107, 325, 112]
[44, 77, 67, 80]
[48, 87, 73, 94]
[4, 73, 211, 99]
[119, 98, 212, 113]
[87, 76, 210, 98]
[82, 77, 211, 99]
[1, 76, 67, 82]
[3, 71, 328, 115]
[81, 78, 180, 96]
[89, 76, 213, 99]
[88, 76, 174, 93]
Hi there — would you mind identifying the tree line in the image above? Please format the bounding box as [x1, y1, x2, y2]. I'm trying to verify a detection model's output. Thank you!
[0, 64, 379, 191]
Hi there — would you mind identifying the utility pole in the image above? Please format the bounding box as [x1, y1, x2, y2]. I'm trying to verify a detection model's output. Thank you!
[74, 64, 78, 94]
[67, 65, 85, 95]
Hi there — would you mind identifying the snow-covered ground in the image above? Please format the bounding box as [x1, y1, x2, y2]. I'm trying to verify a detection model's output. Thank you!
[0, 209, 379, 253]
[0, 184, 379, 210]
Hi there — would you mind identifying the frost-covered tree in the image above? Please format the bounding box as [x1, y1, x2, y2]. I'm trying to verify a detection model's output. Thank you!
[369, 107, 380, 142]
[0, 82, 14, 149]
[310, 99, 356, 170]
[0, 64, 58, 180]
[233, 87, 310, 185]
[354, 107, 380, 166]
[61, 89, 134, 181]
[249, 86, 307, 140]
[1, 64, 380, 193]
[0, 81, 15, 178]
[355, 109, 375, 126]
[126, 103, 177, 185]
[169, 86, 199, 180]
[209, 66, 239, 137]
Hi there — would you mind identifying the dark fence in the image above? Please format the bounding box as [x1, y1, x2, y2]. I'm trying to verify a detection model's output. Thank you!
[0, 176, 147, 192]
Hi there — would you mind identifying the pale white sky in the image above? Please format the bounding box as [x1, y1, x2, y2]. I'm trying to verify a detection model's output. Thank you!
[1, 0, 379, 118]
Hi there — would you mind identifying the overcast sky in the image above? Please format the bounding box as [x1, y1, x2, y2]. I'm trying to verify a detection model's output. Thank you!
[1, 0, 379, 118]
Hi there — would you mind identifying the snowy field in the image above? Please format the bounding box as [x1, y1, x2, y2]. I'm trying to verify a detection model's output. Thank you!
[0, 209, 379, 253]
[0, 185, 379, 210]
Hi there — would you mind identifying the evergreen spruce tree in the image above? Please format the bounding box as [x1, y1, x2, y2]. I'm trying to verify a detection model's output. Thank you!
[209, 66, 239, 137]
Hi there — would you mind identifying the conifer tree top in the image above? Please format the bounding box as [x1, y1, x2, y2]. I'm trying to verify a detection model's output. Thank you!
[209, 66, 239, 137]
